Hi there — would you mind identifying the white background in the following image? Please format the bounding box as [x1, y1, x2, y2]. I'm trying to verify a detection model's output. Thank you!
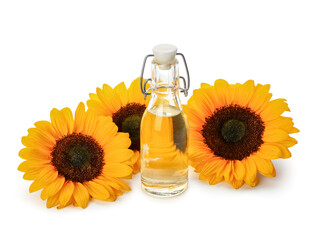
[1, 0, 315, 239]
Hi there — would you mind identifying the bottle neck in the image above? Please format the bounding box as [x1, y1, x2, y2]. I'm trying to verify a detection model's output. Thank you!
[148, 60, 182, 110]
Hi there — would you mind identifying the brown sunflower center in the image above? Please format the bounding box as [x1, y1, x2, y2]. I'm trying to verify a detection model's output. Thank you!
[51, 133, 104, 182]
[112, 102, 146, 151]
[202, 105, 265, 160]
[221, 119, 246, 143]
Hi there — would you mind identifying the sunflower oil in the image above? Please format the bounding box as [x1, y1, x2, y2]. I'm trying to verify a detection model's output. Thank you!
[140, 104, 188, 197]
[140, 44, 190, 197]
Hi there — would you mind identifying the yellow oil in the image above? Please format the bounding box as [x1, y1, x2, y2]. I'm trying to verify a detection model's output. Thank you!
[140, 104, 188, 197]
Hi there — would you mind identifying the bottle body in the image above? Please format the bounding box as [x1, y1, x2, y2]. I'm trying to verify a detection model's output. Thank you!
[140, 58, 189, 197]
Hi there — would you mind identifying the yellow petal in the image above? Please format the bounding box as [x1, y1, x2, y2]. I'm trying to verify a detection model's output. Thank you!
[23, 168, 42, 180]
[89, 92, 100, 101]
[246, 176, 259, 187]
[113, 188, 123, 197]
[128, 78, 145, 105]
[103, 175, 131, 191]
[189, 130, 205, 144]
[223, 161, 234, 182]
[103, 163, 133, 178]
[200, 160, 225, 177]
[103, 84, 122, 110]
[93, 116, 113, 133]
[73, 182, 90, 209]
[93, 177, 118, 200]
[233, 80, 255, 106]
[74, 102, 86, 133]
[84, 181, 110, 200]
[131, 151, 141, 174]
[96, 84, 121, 114]
[269, 142, 292, 159]
[57, 197, 74, 209]
[87, 98, 108, 116]
[182, 105, 205, 130]
[40, 176, 65, 200]
[36, 165, 58, 186]
[194, 159, 212, 172]
[102, 185, 117, 201]
[214, 159, 227, 179]
[93, 118, 118, 147]
[96, 176, 120, 190]
[233, 160, 246, 181]
[131, 150, 139, 165]
[19, 147, 51, 161]
[189, 88, 216, 120]
[61, 107, 74, 135]
[280, 136, 298, 148]
[242, 157, 258, 186]
[83, 110, 98, 136]
[103, 133, 131, 151]
[59, 181, 75, 206]
[253, 156, 276, 177]
[50, 108, 68, 137]
[105, 149, 133, 164]
[34, 120, 59, 140]
[214, 79, 233, 106]
[22, 128, 55, 150]
[290, 127, 300, 133]
[29, 166, 58, 193]
[263, 128, 290, 143]
[18, 160, 50, 172]
[189, 145, 214, 163]
[260, 98, 290, 122]
[18, 161, 30, 172]
[208, 174, 223, 185]
[265, 116, 296, 132]
[29, 180, 45, 193]
[201, 82, 211, 88]
[21, 136, 48, 150]
[114, 82, 128, 106]
[231, 178, 244, 189]
[46, 193, 60, 208]
[199, 173, 210, 181]
[248, 84, 272, 113]
[256, 143, 282, 160]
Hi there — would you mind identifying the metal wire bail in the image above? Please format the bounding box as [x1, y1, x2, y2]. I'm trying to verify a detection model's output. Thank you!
[176, 53, 190, 97]
[140, 54, 154, 100]
[140, 53, 190, 99]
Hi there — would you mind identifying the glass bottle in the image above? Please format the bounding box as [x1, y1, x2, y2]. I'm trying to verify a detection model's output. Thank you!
[140, 44, 190, 197]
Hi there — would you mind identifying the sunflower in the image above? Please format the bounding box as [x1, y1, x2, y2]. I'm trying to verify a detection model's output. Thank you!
[87, 78, 150, 174]
[184, 79, 299, 189]
[18, 102, 133, 208]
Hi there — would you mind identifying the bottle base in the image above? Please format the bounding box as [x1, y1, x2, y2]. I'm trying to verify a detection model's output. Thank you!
[141, 181, 188, 197]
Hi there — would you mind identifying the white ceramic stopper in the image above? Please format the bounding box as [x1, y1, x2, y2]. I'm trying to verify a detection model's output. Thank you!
[152, 44, 177, 65]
